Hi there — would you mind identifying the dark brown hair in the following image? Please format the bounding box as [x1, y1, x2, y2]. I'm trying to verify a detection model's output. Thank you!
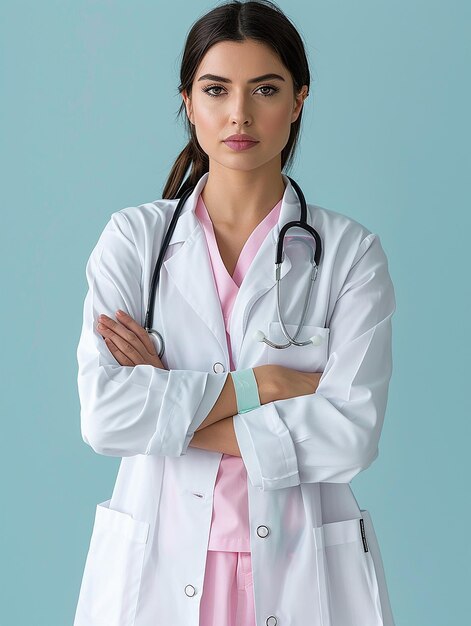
[162, 0, 311, 199]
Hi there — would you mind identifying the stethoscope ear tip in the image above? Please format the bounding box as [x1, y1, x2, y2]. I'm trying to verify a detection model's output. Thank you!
[253, 329, 266, 343]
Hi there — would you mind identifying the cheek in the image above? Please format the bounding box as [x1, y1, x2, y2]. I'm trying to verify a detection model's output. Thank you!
[194, 103, 221, 129]
[262, 106, 293, 136]
[193, 108, 222, 147]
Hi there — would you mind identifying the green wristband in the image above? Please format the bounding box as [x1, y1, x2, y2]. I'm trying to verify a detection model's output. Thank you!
[230, 368, 261, 414]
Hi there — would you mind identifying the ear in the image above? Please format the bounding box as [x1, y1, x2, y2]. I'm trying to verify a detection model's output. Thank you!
[181, 89, 194, 125]
[291, 85, 309, 123]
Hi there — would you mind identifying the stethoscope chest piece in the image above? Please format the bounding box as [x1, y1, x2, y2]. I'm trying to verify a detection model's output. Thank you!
[148, 329, 165, 359]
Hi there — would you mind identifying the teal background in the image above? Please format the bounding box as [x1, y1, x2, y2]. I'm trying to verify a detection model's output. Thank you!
[1, 1, 469, 624]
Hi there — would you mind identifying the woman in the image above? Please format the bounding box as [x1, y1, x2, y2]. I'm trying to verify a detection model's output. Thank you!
[74, 1, 396, 625]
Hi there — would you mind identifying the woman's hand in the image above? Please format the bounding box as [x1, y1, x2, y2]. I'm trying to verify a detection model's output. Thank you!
[96, 310, 166, 369]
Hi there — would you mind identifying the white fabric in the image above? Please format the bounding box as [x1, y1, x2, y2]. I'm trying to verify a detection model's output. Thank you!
[74, 172, 396, 626]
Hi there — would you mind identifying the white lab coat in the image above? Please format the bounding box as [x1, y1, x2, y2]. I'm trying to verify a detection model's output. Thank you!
[73, 171, 396, 626]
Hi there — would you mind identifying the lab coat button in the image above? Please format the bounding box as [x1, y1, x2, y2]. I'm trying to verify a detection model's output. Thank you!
[266, 617, 277, 626]
[213, 362, 225, 373]
[184, 584, 197, 597]
[257, 525, 270, 538]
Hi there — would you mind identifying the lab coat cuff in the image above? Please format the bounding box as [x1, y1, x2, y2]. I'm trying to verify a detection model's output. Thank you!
[233, 402, 300, 491]
[181, 371, 230, 455]
[146, 369, 213, 457]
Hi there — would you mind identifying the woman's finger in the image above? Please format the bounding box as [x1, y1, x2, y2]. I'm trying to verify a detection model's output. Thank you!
[97, 314, 148, 363]
[103, 336, 135, 366]
[96, 312, 166, 368]
[115, 309, 158, 355]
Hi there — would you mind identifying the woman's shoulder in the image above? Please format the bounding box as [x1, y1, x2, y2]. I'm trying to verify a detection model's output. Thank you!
[112, 198, 178, 229]
[88, 199, 180, 263]
[100, 198, 179, 250]
[307, 202, 388, 271]
[307, 201, 373, 241]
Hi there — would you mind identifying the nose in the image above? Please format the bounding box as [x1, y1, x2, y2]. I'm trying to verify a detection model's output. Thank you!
[230, 92, 253, 126]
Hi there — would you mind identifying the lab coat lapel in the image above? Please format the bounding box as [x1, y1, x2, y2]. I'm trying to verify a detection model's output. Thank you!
[163, 174, 229, 357]
[162, 172, 303, 365]
[229, 174, 301, 364]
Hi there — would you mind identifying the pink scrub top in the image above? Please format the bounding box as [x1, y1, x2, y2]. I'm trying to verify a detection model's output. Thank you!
[194, 191, 282, 552]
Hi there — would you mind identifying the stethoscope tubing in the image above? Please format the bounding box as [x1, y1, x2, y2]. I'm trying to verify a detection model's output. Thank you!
[144, 176, 322, 359]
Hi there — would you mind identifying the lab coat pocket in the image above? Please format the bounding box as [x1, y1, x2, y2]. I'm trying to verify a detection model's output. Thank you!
[313, 511, 384, 626]
[74, 498, 150, 626]
[265, 322, 330, 372]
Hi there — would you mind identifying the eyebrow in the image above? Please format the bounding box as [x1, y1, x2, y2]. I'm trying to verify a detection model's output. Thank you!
[197, 73, 286, 84]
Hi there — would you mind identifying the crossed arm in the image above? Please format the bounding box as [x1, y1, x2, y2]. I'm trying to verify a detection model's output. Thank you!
[84, 214, 394, 490]
[95, 308, 278, 458]
[190, 414, 241, 457]
[188, 366, 279, 456]
[95, 309, 322, 460]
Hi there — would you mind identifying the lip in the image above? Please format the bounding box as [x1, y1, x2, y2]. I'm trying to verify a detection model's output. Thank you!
[223, 133, 259, 152]
[223, 140, 259, 152]
[223, 133, 259, 142]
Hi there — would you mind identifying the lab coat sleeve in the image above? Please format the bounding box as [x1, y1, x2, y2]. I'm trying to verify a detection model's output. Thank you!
[77, 210, 228, 457]
[233, 232, 396, 491]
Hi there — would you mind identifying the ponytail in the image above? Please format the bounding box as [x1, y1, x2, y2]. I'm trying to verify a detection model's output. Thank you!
[162, 128, 209, 199]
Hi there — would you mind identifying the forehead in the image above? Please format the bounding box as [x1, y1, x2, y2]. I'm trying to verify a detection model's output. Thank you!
[196, 40, 286, 77]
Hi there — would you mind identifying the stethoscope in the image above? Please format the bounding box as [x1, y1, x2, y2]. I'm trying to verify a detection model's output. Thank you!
[144, 176, 322, 359]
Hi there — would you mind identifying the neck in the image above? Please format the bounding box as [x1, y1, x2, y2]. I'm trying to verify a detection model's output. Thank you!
[200, 162, 286, 228]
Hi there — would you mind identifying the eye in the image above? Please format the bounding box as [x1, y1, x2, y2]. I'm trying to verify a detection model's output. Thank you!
[201, 84, 280, 98]
[202, 85, 225, 97]
[257, 85, 279, 97]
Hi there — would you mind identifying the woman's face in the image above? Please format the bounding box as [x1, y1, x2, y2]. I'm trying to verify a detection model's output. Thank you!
[182, 39, 308, 173]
